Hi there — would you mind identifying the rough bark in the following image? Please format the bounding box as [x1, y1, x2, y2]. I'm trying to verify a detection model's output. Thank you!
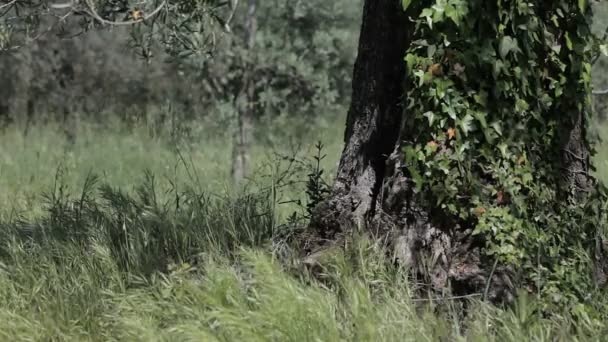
[308, 0, 519, 301]
[310, 0, 409, 234]
[560, 107, 592, 196]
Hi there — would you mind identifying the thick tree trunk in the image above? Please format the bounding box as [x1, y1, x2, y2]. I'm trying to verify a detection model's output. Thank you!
[310, 0, 593, 301]
[311, 0, 408, 233]
[311, 0, 488, 299]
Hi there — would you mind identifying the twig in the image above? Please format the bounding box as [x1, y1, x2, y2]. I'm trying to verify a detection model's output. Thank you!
[410, 293, 482, 302]
[83, 0, 166, 26]
[593, 88, 608, 96]
[1, 9, 73, 51]
[50, 1, 74, 10]
[28, 10, 72, 41]
[0, 0, 17, 11]
[483, 258, 499, 301]
[562, 148, 588, 162]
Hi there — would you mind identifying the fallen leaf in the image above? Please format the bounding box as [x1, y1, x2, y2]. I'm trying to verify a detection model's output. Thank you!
[428, 63, 443, 77]
[473, 207, 486, 217]
[447, 127, 456, 140]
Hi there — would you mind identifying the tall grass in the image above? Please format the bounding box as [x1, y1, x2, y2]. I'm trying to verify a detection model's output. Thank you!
[1, 199, 605, 341]
[0, 114, 344, 219]
[1, 116, 608, 340]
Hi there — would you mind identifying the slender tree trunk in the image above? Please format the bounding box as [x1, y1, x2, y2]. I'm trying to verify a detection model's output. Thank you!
[231, 0, 257, 183]
[23, 98, 34, 136]
[309, 0, 593, 301]
[0, 81, 11, 129]
[10, 50, 32, 132]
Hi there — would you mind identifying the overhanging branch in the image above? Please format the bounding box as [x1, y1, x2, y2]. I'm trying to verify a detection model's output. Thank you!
[593, 89, 608, 96]
[0, 0, 18, 11]
[83, 0, 166, 26]
[50, 0, 167, 26]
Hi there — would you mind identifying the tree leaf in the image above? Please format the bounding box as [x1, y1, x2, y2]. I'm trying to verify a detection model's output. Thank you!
[499, 36, 519, 59]
[491, 122, 503, 136]
[578, 0, 587, 13]
[565, 32, 573, 50]
[402, 0, 412, 11]
[423, 111, 435, 125]
[497, 143, 508, 157]
[458, 113, 475, 135]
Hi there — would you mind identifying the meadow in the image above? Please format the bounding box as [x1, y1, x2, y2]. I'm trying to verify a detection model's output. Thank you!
[1, 114, 608, 341]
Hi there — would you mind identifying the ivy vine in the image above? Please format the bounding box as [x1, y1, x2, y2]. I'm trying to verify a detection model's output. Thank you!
[401, 0, 608, 308]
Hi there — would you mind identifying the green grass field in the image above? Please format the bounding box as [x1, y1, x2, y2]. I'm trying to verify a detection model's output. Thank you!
[1, 115, 608, 341]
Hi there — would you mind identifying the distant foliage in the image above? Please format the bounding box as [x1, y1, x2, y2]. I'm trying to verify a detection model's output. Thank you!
[176, 0, 361, 118]
[0, 0, 361, 131]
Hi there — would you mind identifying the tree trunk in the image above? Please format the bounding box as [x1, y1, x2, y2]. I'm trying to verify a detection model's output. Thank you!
[231, 0, 257, 183]
[0, 81, 11, 129]
[309, 0, 593, 301]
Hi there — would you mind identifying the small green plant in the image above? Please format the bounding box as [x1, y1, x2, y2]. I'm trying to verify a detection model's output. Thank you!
[305, 141, 331, 216]
[6, 171, 277, 276]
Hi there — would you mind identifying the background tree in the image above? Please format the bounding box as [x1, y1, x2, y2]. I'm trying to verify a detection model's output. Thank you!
[230, 0, 256, 182]
[593, 2, 608, 119]
[0, 0, 360, 147]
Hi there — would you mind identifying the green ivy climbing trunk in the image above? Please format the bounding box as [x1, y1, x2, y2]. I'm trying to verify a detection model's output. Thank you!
[311, 0, 607, 304]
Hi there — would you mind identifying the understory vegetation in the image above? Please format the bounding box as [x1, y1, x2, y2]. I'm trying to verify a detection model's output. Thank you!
[0, 117, 608, 341]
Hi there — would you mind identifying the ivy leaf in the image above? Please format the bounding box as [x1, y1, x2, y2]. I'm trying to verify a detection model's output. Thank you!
[443, 103, 457, 120]
[499, 36, 520, 59]
[414, 69, 426, 87]
[600, 44, 608, 57]
[497, 143, 509, 158]
[459, 113, 475, 136]
[515, 99, 529, 114]
[551, 44, 562, 54]
[402, 0, 412, 11]
[491, 122, 503, 136]
[472, 110, 487, 128]
[445, 2, 466, 26]
[405, 53, 417, 72]
[565, 32, 573, 50]
[421, 8, 434, 28]
[473, 91, 488, 106]
[423, 111, 435, 125]
[427, 44, 437, 58]
[578, 0, 587, 13]
[404, 145, 417, 165]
